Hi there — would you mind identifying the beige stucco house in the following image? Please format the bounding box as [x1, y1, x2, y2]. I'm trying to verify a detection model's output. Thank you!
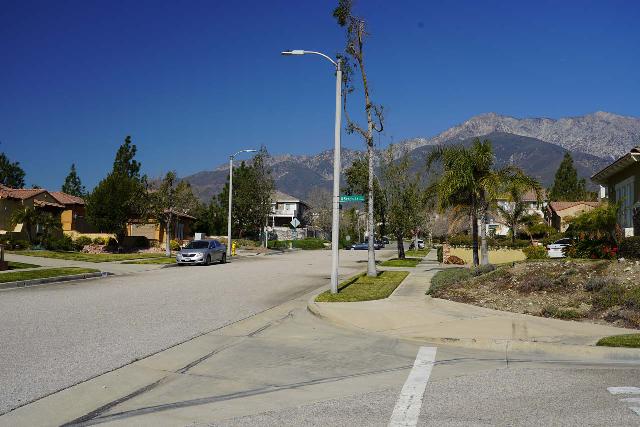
[545, 201, 600, 232]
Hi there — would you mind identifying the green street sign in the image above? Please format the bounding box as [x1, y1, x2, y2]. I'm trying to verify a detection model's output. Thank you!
[339, 195, 365, 202]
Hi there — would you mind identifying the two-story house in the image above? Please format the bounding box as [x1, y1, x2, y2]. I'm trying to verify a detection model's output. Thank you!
[591, 146, 640, 237]
[269, 190, 309, 240]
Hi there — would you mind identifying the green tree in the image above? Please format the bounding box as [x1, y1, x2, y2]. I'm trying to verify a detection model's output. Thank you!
[496, 184, 539, 244]
[380, 145, 427, 259]
[226, 148, 275, 240]
[152, 171, 200, 255]
[86, 136, 148, 245]
[0, 152, 26, 188]
[61, 163, 86, 197]
[427, 138, 541, 266]
[549, 152, 587, 201]
[192, 191, 228, 237]
[334, 0, 385, 277]
[113, 135, 141, 179]
[343, 157, 387, 238]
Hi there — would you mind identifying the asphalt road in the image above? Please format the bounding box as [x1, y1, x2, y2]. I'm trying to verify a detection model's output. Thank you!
[0, 248, 393, 414]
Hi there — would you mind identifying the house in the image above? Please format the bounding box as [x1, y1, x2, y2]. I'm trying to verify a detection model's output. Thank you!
[268, 190, 309, 240]
[0, 185, 66, 239]
[126, 210, 196, 244]
[591, 146, 640, 237]
[50, 192, 96, 234]
[486, 190, 546, 236]
[545, 201, 600, 232]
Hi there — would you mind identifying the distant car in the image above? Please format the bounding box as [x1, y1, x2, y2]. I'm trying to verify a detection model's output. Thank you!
[547, 238, 572, 258]
[176, 239, 226, 265]
[382, 236, 390, 244]
[346, 242, 382, 250]
[409, 239, 425, 250]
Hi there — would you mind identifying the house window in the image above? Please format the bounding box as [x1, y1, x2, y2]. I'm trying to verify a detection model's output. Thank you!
[615, 177, 634, 228]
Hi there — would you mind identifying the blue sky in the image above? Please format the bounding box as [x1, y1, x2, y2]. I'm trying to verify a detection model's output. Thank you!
[2, 0, 639, 190]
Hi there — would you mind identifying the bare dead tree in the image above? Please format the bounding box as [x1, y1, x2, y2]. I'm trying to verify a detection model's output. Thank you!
[333, 0, 384, 277]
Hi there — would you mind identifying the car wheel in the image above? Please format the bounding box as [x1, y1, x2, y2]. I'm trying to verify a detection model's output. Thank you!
[205, 255, 211, 266]
[220, 253, 226, 264]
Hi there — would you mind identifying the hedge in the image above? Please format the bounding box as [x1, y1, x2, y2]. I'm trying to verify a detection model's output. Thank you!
[619, 237, 640, 259]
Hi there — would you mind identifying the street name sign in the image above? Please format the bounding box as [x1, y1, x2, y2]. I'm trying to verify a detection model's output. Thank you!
[339, 195, 365, 202]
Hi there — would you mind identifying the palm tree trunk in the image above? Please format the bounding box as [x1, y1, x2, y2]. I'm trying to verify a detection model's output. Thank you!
[471, 211, 479, 266]
[480, 210, 489, 265]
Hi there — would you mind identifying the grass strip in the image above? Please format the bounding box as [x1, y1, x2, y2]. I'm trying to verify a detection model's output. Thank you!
[123, 257, 176, 265]
[11, 250, 166, 263]
[380, 258, 421, 267]
[406, 249, 430, 257]
[0, 267, 99, 284]
[7, 261, 40, 269]
[315, 270, 409, 302]
[596, 334, 640, 348]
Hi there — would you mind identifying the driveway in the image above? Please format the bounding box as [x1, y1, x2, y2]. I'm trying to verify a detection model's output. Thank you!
[0, 248, 395, 414]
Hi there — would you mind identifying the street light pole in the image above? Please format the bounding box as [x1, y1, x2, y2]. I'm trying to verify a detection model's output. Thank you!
[227, 149, 258, 258]
[282, 50, 342, 294]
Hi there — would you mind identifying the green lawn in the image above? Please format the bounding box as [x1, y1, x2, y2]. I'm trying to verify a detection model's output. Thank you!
[11, 251, 167, 263]
[381, 258, 421, 267]
[7, 261, 40, 270]
[123, 257, 176, 265]
[0, 267, 99, 284]
[405, 248, 430, 257]
[315, 270, 409, 302]
[596, 334, 640, 348]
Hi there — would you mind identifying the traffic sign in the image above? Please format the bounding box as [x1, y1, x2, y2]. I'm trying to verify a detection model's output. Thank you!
[290, 217, 301, 228]
[339, 195, 365, 202]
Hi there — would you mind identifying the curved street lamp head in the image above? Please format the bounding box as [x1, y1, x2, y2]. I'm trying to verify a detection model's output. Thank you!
[231, 148, 258, 159]
[281, 50, 305, 56]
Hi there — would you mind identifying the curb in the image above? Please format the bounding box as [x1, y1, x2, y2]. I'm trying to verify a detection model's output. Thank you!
[306, 296, 640, 364]
[0, 272, 108, 291]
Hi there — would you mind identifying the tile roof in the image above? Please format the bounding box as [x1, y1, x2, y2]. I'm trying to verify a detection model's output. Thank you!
[33, 199, 65, 209]
[0, 184, 47, 200]
[50, 191, 85, 205]
[548, 201, 600, 212]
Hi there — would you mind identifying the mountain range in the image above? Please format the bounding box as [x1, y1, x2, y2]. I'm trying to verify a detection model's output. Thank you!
[181, 112, 640, 202]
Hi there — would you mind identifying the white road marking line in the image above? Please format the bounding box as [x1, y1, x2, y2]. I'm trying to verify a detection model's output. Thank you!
[630, 407, 640, 416]
[389, 346, 437, 427]
[608, 387, 640, 395]
[621, 398, 640, 404]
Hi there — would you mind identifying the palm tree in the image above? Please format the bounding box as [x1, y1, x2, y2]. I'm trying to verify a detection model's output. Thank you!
[10, 207, 41, 243]
[496, 184, 531, 244]
[427, 138, 541, 266]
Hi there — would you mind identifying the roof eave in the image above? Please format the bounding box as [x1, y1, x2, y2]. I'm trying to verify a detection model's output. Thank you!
[591, 153, 639, 184]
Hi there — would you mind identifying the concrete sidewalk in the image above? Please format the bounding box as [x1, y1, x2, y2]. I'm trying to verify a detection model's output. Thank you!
[310, 251, 640, 362]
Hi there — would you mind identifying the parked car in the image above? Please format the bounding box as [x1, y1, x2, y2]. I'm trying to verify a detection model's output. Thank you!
[547, 238, 572, 258]
[382, 236, 390, 245]
[176, 239, 226, 265]
[409, 239, 425, 250]
[346, 241, 382, 250]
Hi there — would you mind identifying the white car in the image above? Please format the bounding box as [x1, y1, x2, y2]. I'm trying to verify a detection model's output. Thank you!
[547, 238, 572, 258]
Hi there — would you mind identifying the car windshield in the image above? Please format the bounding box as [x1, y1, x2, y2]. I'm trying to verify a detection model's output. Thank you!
[183, 241, 209, 249]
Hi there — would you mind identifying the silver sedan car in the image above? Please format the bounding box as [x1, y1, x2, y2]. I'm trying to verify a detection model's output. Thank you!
[176, 239, 227, 265]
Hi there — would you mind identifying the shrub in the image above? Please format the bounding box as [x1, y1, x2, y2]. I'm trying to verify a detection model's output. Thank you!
[619, 237, 640, 260]
[584, 276, 618, 292]
[566, 239, 617, 260]
[44, 235, 74, 251]
[73, 236, 93, 251]
[444, 255, 465, 265]
[437, 245, 443, 263]
[428, 268, 472, 294]
[518, 275, 554, 293]
[523, 245, 548, 260]
[11, 239, 31, 250]
[448, 234, 472, 247]
[106, 237, 118, 248]
[592, 283, 626, 309]
[471, 264, 496, 276]
[541, 305, 582, 319]
[92, 236, 107, 245]
[623, 287, 640, 310]
[170, 239, 181, 251]
[293, 238, 325, 250]
[234, 239, 258, 248]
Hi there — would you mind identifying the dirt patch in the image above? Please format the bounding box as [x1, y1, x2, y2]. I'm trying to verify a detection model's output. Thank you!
[430, 259, 640, 329]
